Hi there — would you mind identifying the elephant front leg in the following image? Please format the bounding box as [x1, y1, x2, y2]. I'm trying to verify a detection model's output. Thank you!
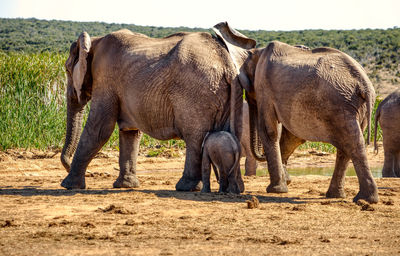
[176, 142, 202, 191]
[259, 111, 288, 193]
[61, 102, 118, 189]
[244, 157, 257, 176]
[265, 143, 288, 193]
[113, 130, 142, 188]
[326, 149, 350, 198]
[382, 151, 396, 177]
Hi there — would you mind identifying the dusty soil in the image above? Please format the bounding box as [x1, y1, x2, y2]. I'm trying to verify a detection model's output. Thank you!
[0, 144, 399, 256]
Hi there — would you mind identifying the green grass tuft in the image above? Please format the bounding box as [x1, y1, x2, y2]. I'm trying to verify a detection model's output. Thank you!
[0, 51, 186, 152]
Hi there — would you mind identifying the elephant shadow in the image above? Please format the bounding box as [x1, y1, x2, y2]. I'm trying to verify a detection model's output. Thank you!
[0, 186, 136, 197]
[135, 189, 326, 204]
[0, 186, 348, 205]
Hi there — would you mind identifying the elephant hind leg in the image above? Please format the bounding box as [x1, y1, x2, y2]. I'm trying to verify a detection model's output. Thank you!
[326, 149, 350, 198]
[280, 127, 306, 185]
[113, 130, 142, 188]
[339, 122, 378, 203]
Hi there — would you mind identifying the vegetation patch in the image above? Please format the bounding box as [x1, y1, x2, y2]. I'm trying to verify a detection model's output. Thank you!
[0, 18, 397, 152]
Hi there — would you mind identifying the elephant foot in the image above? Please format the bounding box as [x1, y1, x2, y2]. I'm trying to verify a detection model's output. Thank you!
[353, 190, 379, 204]
[227, 187, 241, 194]
[61, 174, 86, 189]
[237, 177, 245, 193]
[326, 188, 346, 198]
[244, 169, 257, 176]
[201, 186, 211, 193]
[285, 175, 292, 185]
[382, 169, 396, 177]
[176, 176, 202, 191]
[239, 182, 245, 193]
[283, 165, 292, 185]
[266, 182, 288, 193]
[113, 175, 140, 188]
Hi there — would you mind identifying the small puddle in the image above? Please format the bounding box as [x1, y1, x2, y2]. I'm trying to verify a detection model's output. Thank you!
[254, 167, 382, 178]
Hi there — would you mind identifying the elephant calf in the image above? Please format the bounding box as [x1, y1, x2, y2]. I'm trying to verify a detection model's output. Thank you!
[374, 89, 400, 177]
[201, 131, 244, 193]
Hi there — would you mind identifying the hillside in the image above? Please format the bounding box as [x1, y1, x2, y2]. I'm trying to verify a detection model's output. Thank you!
[1, 18, 399, 96]
[0, 18, 204, 52]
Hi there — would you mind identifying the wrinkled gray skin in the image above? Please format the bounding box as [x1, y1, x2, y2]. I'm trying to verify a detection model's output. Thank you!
[241, 102, 258, 176]
[241, 102, 298, 180]
[60, 29, 252, 190]
[374, 89, 400, 177]
[214, 22, 378, 203]
[201, 131, 244, 193]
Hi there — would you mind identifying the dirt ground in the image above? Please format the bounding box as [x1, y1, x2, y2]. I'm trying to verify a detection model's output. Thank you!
[0, 144, 399, 256]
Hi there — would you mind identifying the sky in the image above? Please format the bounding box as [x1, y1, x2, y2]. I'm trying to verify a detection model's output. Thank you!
[0, 0, 399, 31]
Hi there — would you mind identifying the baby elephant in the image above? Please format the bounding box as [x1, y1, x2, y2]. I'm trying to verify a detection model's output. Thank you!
[201, 131, 244, 193]
[374, 89, 400, 177]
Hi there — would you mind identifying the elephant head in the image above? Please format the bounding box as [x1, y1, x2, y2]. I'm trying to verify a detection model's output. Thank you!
[213, 22, 265, 162]
[60, 32, 93, 172]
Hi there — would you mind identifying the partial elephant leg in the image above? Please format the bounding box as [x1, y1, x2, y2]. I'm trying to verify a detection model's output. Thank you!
[218, 169, 228, 193]
[326, 149, 350, 198]
[258, 108, 288, 193]
[342, 123, 378, 203]
[227, 166, 241, 194]
[237, 169, 245, 193]
[394, 151, 400, 177]
[176, 140, 203, 191]
[280, 127, 306, 185]
[201, 155, 212, 193]
[244, 157, 258, 176]
[61, 100, 118, 189]
[382, 150, 396, 177]
[113, 130, 142, 188]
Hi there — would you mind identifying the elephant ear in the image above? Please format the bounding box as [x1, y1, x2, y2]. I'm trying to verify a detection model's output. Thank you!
[213, 22, 256, 91]
[72, 32, 91, 104]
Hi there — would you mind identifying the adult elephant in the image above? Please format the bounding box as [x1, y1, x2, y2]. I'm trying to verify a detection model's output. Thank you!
[374, 89, 400, 177]
[213, 22, 378, 203]
[60, 29, 256, 190]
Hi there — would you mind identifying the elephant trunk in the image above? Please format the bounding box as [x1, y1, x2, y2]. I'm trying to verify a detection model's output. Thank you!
[60, 95, 85, 172]
[248, 100, 266, 162]
[373, 103, 381, 154]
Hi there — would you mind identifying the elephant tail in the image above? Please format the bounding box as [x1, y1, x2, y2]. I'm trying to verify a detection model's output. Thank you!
[374, 103, 381, 154]
[211, 163, 220, 184]
[359, 75, 375, 146]
[366, 91, 372, 146]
